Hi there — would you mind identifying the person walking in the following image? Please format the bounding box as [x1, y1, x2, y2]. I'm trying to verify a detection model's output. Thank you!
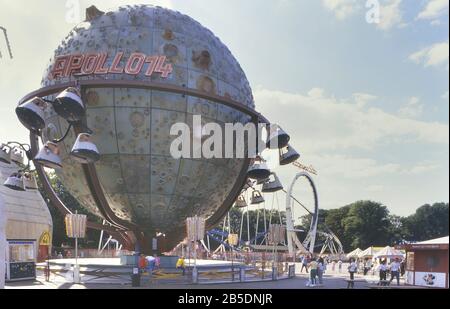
[348, 258, 357, 288]
[317, 257, 325, 285]
[389, 258, 401, 286]
[300, 255, 309, 273]
[377, 259, 387, 285]
[338, 259, 343, 273]
[308, 258, 318, 287]
[331, 260, 336, 272]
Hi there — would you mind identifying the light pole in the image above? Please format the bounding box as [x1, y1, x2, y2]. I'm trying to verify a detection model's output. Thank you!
[186, 216, 205, 284]
[228, 234, 239, 282]
[65, 212, 87, 284]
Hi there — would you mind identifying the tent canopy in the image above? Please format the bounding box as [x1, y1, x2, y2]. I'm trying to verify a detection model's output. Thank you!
[374, 246, 404, 259]
[416, 236, 449, 245]
[358, 246, 383, 258]
[346, 248, 362, 258]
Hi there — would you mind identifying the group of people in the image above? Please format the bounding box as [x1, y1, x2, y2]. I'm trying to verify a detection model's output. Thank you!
[348, 257, 404, 286]
[376, 258, 403, 286]
[138, 254, 161, 275]
[299, 254, 405, 287]
[299, 255, 328, 287]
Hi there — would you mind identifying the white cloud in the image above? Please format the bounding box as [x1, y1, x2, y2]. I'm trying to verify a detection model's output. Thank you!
[417, 0, 449, 21]
[409, 41, 449, 69]
[376, 0, 404, 31]
[442, 91, 449, 101]
[254, 87, 449, 154]
[314, 154, 401, 178]
[398, 97, 423, 119]
[322, 0, 405, 31]
[407, 162, 441, 175]
[322, 0, 360, 20]
[353, 93, 378, 108]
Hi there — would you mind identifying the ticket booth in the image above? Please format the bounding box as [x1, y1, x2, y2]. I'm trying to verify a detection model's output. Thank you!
[5, 240, 37, 282]
[405, 236, 449, 289]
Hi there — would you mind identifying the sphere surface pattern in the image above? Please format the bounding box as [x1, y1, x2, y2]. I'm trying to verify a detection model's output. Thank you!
[40, 5, 255, 236]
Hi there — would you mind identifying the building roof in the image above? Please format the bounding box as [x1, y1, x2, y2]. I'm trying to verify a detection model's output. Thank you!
[416, 236, 449, 245]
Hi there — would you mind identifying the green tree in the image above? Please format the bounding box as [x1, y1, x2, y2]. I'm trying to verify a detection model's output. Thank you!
[402, 203, 449, 241]
[37, 173, 101, 249]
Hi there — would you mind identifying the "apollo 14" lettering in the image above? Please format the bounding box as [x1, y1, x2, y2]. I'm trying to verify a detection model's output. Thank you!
[48, 52, 173, 80]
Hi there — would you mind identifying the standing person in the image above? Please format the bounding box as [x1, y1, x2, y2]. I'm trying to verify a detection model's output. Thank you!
[338, 259, 343, 273]
[176, 256, 186, 276]
[138, 254, 147, 273]
[300, 255, 309, 273]
[377, 260, 387, 285]
[308, 258, 318, 287]
[331, 260, 336, 272]
[364, 259, 371, 276]
[146, 255, 156, 275]
[389, 258, 401, 286]
[348, 258, 357, 288]
[400, 259, 406, 277]
[155, 256, 161, 270]
[323, 258, 328, 275]
[317, 257, 325, 285]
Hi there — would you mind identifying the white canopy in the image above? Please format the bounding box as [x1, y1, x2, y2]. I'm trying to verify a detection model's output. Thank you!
[416, 236, 449, 245]
[374, 246, 404, 259]
[346, 248, 362, 258]
[358, 246, 380, 258]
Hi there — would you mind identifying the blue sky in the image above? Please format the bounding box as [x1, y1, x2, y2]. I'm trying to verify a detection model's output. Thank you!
[0, 0, 448, 216]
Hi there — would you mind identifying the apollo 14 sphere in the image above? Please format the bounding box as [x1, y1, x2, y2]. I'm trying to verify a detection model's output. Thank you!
[40, 5, 255, 240]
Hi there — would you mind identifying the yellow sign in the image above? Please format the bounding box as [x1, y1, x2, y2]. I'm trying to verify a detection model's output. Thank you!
[39, 231, 51, 246]
[293, 161, 318, 175]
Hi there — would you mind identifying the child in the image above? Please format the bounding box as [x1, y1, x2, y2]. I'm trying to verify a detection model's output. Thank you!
[176, 256, 186, 276]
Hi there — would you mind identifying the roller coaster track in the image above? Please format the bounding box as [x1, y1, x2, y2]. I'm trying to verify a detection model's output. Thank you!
[0, 26, 13, 59]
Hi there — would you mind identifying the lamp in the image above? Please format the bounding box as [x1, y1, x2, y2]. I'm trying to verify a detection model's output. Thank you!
[266, 125, 290, 149]
[0, 144, 11, 164]
[70, 133, 100, 164]
[279, 145, 300, 165]
[3, 172, 25, 191]
[251, 190, 265, 205]
[34, 142, 62, 169]
[23, 172, 38, 190]
[235, 195, 248, 208]
[247, 157, 271, 180]
[53, 87, 86, 122]
[262, 173, 283, 193]
[15, 97, 47, 133]
[10, 147, 25, 165]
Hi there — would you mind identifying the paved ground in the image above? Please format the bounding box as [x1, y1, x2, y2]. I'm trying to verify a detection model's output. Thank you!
[5, 266, 405, 289]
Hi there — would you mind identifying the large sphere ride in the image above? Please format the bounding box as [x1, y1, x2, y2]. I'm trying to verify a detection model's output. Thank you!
[19, 5, 262, 251]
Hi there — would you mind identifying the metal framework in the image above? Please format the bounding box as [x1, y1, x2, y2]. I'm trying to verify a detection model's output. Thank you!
[21, 79, 271, 252]
[0, 26, 13, 59]
[318, 230, 345, 257]
[285, 172, 319, 255]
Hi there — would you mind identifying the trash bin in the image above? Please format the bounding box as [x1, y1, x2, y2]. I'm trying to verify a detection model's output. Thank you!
[131, 268, 141, 287]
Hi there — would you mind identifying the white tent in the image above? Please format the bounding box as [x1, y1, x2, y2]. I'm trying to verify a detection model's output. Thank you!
[416, 236, 449, 245]
[374, 246, 404, 259]
[346, 248, 362, 258]
[358, 246, 380, 258]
